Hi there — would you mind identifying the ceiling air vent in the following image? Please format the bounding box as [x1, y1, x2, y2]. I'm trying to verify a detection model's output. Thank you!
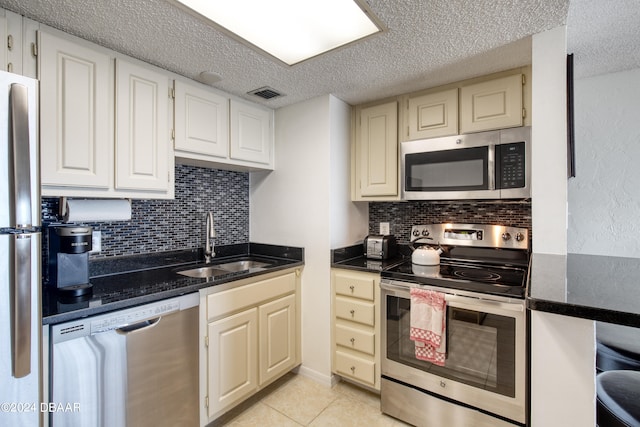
[248, 86, 284, 100]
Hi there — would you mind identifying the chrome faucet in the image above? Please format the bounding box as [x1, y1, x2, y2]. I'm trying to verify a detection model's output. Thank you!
[205, 211, 216, 263]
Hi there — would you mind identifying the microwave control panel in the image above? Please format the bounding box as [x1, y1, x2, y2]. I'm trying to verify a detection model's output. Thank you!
[496, 142, 526, 189]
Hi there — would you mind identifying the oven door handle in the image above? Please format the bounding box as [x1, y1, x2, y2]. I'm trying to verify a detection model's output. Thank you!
[381, 282, 524, 313]
[445, 293, 524, 313]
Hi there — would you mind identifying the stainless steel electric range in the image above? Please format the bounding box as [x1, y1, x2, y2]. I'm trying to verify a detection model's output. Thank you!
[380, 223, 530, 427]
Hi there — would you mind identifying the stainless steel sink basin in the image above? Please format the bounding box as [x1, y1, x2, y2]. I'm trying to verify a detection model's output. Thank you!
[177, 267, 230, 278]
[215, 260, 272, 272]
[177, 260, 273, 278]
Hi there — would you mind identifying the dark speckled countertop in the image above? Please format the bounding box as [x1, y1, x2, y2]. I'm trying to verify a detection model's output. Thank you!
[331, 243, 408, 272]
[528, 253, 640, 327]
[43, 243, 304, 325]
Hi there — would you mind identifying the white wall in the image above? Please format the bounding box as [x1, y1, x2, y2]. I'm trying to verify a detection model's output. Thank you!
[530, 26, 596, 427]
[568, 67, 640, 257]
[250, 95, 367, 385]
[531, 26, 568, 255]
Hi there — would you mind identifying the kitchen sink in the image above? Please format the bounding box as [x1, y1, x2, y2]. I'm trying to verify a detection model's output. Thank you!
[215, 260, 272, 272]
[177, 267, 230, 278]
[177, 260, 273, 278]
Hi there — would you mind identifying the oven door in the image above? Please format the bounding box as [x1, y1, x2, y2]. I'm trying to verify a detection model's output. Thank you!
[381, 280, 526, 424]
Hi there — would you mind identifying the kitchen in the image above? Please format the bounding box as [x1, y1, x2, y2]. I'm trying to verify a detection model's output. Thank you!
[1, 0, 639, 426]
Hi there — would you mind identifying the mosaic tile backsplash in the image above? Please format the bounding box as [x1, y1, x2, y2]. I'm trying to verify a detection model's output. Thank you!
[41, 164, 249, 259]
[369, 201, 532, 244]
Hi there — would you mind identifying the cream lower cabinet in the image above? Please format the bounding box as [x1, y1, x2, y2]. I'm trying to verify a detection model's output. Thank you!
[331, 269, 381, 391]
[200, 268, 301, 425]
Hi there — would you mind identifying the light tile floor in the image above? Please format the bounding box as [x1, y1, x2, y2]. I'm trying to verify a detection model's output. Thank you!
[210, 372, 412, 426]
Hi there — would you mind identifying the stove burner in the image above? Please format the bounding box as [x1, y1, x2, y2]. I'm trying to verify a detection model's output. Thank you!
[452, 268, 501, 282]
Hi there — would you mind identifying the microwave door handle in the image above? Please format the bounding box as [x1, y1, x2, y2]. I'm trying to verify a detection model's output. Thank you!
[10, 83, 32, 229]
[488, 145, 496, 190]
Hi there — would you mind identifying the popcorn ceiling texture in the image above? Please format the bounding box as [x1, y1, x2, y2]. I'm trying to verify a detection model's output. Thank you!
[0, 0, 570, 109]
[41, 165, 249, 259]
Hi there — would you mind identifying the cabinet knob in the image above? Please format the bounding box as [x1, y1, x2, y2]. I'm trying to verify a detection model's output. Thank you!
[349, 285, 355, 292]
[350, 310, 355, 317]
[350, 366, 356, 373]
[350, 337, 355, 345]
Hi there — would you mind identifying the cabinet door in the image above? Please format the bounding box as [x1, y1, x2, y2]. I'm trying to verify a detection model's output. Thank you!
[207, 308, 258, 418]
[39, 31, 112, 189]
[258, 294, 296, 385]
[115, 59, 170, 192]
[358, 101, 398, 197]
[230, 99, 272, 166]
[408, 88, 458, 139]
[174, 80, 229, 158]
[460, 74, 523, 133]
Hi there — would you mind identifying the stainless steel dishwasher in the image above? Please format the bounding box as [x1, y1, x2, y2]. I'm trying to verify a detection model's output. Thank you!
[49, 293, 199, 427]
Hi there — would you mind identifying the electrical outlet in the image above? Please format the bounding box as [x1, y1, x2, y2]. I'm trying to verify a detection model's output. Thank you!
[90, 230, 101, 254]
[379, 222, 390, 235]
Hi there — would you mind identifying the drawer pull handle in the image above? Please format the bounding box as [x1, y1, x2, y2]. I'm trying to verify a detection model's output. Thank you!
[350, 309, 355, 317]
[349, 285, 355, 292]
[350, 366, 356, 373]
[350, 337, 355, 345]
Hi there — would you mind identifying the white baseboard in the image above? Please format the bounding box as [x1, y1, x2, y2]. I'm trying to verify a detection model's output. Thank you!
[295, 365, 338, 388]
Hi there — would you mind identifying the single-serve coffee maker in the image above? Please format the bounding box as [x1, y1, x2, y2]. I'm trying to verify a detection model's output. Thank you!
[47, 225, 93, 296]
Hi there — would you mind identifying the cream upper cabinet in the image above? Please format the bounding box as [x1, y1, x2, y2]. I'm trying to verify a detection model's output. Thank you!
[1, 10, 38, 76]
[354, 101, 398, 199]
[39, 29, 174, 199]
[39, 30, 113, 190]
[460, 73, 524, 133]
[407, 88, 458, 140]
[230, 99, 273, 166]
[115, 59, 171, 192]
[174, 79, 229, 159]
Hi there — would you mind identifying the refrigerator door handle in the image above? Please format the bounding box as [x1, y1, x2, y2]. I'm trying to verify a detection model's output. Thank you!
[10, 83, 32, 229]
[11, 234, 32, 378]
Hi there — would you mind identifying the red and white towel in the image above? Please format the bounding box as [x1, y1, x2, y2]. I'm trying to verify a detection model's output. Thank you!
[410, 287, 446, 366]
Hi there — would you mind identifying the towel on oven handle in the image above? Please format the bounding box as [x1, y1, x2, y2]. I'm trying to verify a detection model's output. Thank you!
[409, 287, 446, 366]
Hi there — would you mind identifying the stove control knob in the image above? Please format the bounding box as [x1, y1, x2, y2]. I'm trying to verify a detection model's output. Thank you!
[422, 229, 430, 237]
[502, 232, 512, 241]
[412, 229, 420, 237]
[515, 232, 525, 242]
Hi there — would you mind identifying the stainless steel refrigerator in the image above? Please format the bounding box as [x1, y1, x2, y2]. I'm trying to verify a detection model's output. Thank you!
[0, 70, 41, 426]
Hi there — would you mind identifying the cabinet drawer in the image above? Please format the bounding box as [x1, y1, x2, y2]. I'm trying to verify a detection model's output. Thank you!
[335, 324, 375, 355]
[335, 297, 374, 326]
[334, 272, 374, 301]
[335, 351, 375, 386]
[207, 273, 296, 320]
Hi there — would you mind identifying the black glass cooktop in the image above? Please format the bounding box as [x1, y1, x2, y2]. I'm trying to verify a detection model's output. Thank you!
[382, 258, 528, 299]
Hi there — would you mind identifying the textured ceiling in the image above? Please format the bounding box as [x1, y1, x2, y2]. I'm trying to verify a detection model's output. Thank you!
[0, 0, 634, 109]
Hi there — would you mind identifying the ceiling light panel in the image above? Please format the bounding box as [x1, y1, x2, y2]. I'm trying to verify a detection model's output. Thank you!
[172, 0, 383, 65]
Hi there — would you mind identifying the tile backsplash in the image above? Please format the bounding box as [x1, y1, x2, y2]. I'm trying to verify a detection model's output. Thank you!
[41, 164, 250, 259]
[369, 200, 532, 243]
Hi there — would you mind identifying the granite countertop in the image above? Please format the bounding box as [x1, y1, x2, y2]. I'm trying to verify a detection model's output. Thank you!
[330, 243, 407, 272]
[43, 243, 304, 325]
[528, 253, 640, 327]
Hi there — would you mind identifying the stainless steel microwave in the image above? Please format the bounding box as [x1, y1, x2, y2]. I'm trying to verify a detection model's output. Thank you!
[401, 126, 530, 200]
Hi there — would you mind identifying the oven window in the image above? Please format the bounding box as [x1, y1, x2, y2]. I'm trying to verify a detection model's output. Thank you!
[405, 146, 488, 191]
[385, 295, 516, 397]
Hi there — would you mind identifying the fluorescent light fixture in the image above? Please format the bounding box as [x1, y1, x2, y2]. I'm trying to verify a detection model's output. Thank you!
[172, 0, 384, 66]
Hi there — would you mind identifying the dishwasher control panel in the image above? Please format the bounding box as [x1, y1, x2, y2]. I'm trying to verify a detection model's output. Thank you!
[51, 293, 199, 343]
[91, 300, 180, 334]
